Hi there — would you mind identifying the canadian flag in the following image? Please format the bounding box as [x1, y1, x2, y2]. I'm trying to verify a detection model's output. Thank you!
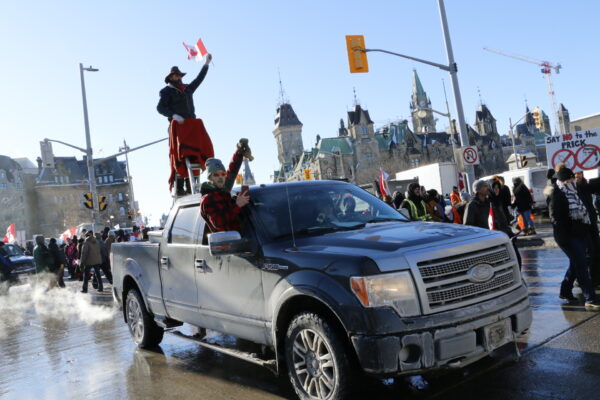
[379, 168, 390, 198]
[60, 227, 77, 242]
[3, 224, 16, 243]
[182, 39, 208, 62]
[488, 205, 495, 230]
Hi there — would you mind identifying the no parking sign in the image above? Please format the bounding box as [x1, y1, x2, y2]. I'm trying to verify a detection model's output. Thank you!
[546, 129, 600, 171]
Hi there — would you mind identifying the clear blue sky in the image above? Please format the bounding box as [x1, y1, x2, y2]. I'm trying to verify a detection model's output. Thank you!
[2, 1, 599, 225]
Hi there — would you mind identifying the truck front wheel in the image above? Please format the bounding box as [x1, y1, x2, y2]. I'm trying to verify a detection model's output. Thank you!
[285, 312, 352, 400]
[125, 288, 164, 348]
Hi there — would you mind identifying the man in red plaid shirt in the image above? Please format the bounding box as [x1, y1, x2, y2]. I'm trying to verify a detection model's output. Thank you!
[200, 139, 251, 233]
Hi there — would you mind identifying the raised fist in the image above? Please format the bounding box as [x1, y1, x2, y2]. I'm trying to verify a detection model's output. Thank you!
[237, 138, 254, 161]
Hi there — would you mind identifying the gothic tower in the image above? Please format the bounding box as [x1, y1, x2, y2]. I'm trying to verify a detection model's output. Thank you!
[475, 104, 498, 136]
[409, 69, 436, 134]
[558, 103, 570, 133]
[272, 103, 304, 165]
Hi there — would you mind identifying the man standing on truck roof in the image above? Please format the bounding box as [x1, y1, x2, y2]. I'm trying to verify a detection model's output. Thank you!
[200, 139, 252, 233]
[157, 54, 215, 196]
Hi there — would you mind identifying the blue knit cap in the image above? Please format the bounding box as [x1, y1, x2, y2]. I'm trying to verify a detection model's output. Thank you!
[205, 158, 226, 177]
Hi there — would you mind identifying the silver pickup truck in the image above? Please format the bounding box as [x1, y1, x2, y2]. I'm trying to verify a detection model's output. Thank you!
[112, 180, 531, 400]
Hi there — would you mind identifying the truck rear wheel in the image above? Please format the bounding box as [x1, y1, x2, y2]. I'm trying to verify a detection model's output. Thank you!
[126, 288, 164, 348]
[285, 312, 352, 400]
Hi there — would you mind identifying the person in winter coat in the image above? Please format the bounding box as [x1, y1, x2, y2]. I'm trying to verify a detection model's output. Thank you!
[105, 231, 116, 255]
[0, 242, 15, 284]
[492, 175, 512, 223]
[425, 189, 445, 222]
[200, 140, 251, 233]
[575, 171, 600, 285]
[453, 192, 471, 224]
[94, 233, 113, 285]
[401, 183, 432, 221]
[512, 177, 536, 235]
[48, 238, 66, 288]
[392, 191, 405, 210]
[549, 167, 600, 309]
[450, 186, 461, 206]
[80, 231, 104, 293]
[157, 55, 213, 195]
[33, 235, 56, 288]
[490, 180, 522, 269]
[463, 180, 492, 229]
[65, 236, 78, 279]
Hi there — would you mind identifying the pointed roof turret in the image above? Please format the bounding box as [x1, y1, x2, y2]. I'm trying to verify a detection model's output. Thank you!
[412, 69, 427, 101]
[274, 103, 302, 129]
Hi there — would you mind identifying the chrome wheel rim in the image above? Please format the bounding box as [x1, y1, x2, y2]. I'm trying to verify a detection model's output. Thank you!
[127, 295, 144, 344]
[292, 328, 336, 400]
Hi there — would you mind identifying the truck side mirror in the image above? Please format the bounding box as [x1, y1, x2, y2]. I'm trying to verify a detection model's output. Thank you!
[208, 231, 249, 256]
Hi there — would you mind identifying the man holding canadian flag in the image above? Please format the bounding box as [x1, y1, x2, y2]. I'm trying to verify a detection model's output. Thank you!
[157, 38, 215, 196]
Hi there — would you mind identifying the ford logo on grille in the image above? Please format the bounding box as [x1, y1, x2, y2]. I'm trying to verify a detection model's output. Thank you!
[467, 264, 494, 283]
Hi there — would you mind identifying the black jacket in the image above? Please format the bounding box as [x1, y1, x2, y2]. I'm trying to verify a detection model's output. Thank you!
[463, 196, 490, 229]
[512, 179, 533, 212]
[499, 185, 512, 219]
[548, 184, 592, 244]
[577, 178, 600, 229]
[157, 65, 209, 121]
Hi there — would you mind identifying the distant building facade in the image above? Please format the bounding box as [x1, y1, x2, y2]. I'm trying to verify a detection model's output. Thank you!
[570, 112, 600, 133]
[274, 70, 506, 187]
[0, 146, 134, 240]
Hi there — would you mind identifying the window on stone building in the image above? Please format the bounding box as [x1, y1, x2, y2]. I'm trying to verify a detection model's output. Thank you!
[119, 207, 125, 216]
[326, 168, 334, 179]
[109, 193, 113, 203]
[361, 126, 367, 136]
[65, 176, 69, 184]
[97, 177, 102, 184]
[410, 158, 420, 168]
[109, 175, 114, 183]
[118, 192, 123, 201]
[364, 152, 373, 165]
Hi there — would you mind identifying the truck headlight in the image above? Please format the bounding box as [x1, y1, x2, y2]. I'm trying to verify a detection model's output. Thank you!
[350, 271, 420, 317]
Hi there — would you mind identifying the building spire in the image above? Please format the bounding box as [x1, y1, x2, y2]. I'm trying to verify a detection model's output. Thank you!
[412, 69, 426, 101]
[477, 86, 483, 106]
[352, 87, 359, 106]
[277, 68, 288, 105]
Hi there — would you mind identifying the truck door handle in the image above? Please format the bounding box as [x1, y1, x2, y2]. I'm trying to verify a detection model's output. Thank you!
[195, 259, 206, 270]
[161, 256, 169, 269]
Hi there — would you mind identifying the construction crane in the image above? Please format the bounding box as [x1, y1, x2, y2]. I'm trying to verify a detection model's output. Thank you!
[483, 47, 563, 135]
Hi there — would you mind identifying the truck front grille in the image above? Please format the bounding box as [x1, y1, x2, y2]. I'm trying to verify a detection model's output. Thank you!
[416, 245, 520, 313]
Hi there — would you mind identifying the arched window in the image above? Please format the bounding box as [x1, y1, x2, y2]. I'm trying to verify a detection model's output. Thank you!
[119, 207, 125, 216]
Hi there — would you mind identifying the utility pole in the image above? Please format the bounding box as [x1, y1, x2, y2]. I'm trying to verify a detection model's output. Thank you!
[437, 0, 475, 191]
[79, 63, 99, 232]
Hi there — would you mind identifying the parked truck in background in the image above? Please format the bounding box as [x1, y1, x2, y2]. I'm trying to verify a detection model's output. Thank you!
[395, 162, 459, 196]
[111, 180, 531, 400]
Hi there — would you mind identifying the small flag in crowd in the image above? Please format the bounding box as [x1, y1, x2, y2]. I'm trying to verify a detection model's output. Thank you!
[3, 223, 16, 243]
[379, 168, 390, 198]
[488, 205, 495, 230]
[183, 38, 208, 62]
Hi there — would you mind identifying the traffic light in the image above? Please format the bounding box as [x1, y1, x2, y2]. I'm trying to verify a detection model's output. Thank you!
[345, 35, 369, 73]
[304, 169, 311, 180]
[83, 192, 93, 209]
[236, 174, 242, 185]
[98, 195, 107, 211]
[532, 107, 542, 130]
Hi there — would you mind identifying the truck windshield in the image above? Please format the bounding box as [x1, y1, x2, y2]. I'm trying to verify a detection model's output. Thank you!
[250, 184, 407, 240]
[4, 244, 24, 257]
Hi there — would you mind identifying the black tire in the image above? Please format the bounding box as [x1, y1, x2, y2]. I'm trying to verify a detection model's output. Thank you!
[125, 288, 164, 348]
[285, 312, 352, 400]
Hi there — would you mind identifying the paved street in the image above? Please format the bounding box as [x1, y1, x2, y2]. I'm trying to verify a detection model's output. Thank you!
[1, 248, 599, 400]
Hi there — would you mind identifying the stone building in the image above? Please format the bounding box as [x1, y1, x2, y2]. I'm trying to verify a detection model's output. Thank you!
[502, 105, 555, 165]
[0, 156, 34, 243]
[0, 148, 134, 240]
[274, 70, 507, 186]
[34, 153, 133, 236]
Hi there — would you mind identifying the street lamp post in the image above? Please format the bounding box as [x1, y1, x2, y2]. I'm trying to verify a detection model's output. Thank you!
[119, 140, 137, 222]
[79, 63, 99, 232]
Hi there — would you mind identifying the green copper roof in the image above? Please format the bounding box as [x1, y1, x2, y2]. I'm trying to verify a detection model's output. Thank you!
[412, 69, 426, 100]
[316, 137, 354, 155]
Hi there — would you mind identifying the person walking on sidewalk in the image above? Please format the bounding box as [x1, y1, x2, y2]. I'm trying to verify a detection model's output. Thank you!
[48, 238, 66, 288]
[549, 167, 600, 309]
[33, 235, 56, 289]
[94, 233, 113, 285]
[401, 183, 432, 221]
[512, 177, 536, 235]
[80, 231, 104, 293]
[575, 171, 600, 286]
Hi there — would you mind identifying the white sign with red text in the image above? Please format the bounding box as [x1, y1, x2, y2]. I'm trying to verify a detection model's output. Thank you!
[546, 129, 600, 172]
